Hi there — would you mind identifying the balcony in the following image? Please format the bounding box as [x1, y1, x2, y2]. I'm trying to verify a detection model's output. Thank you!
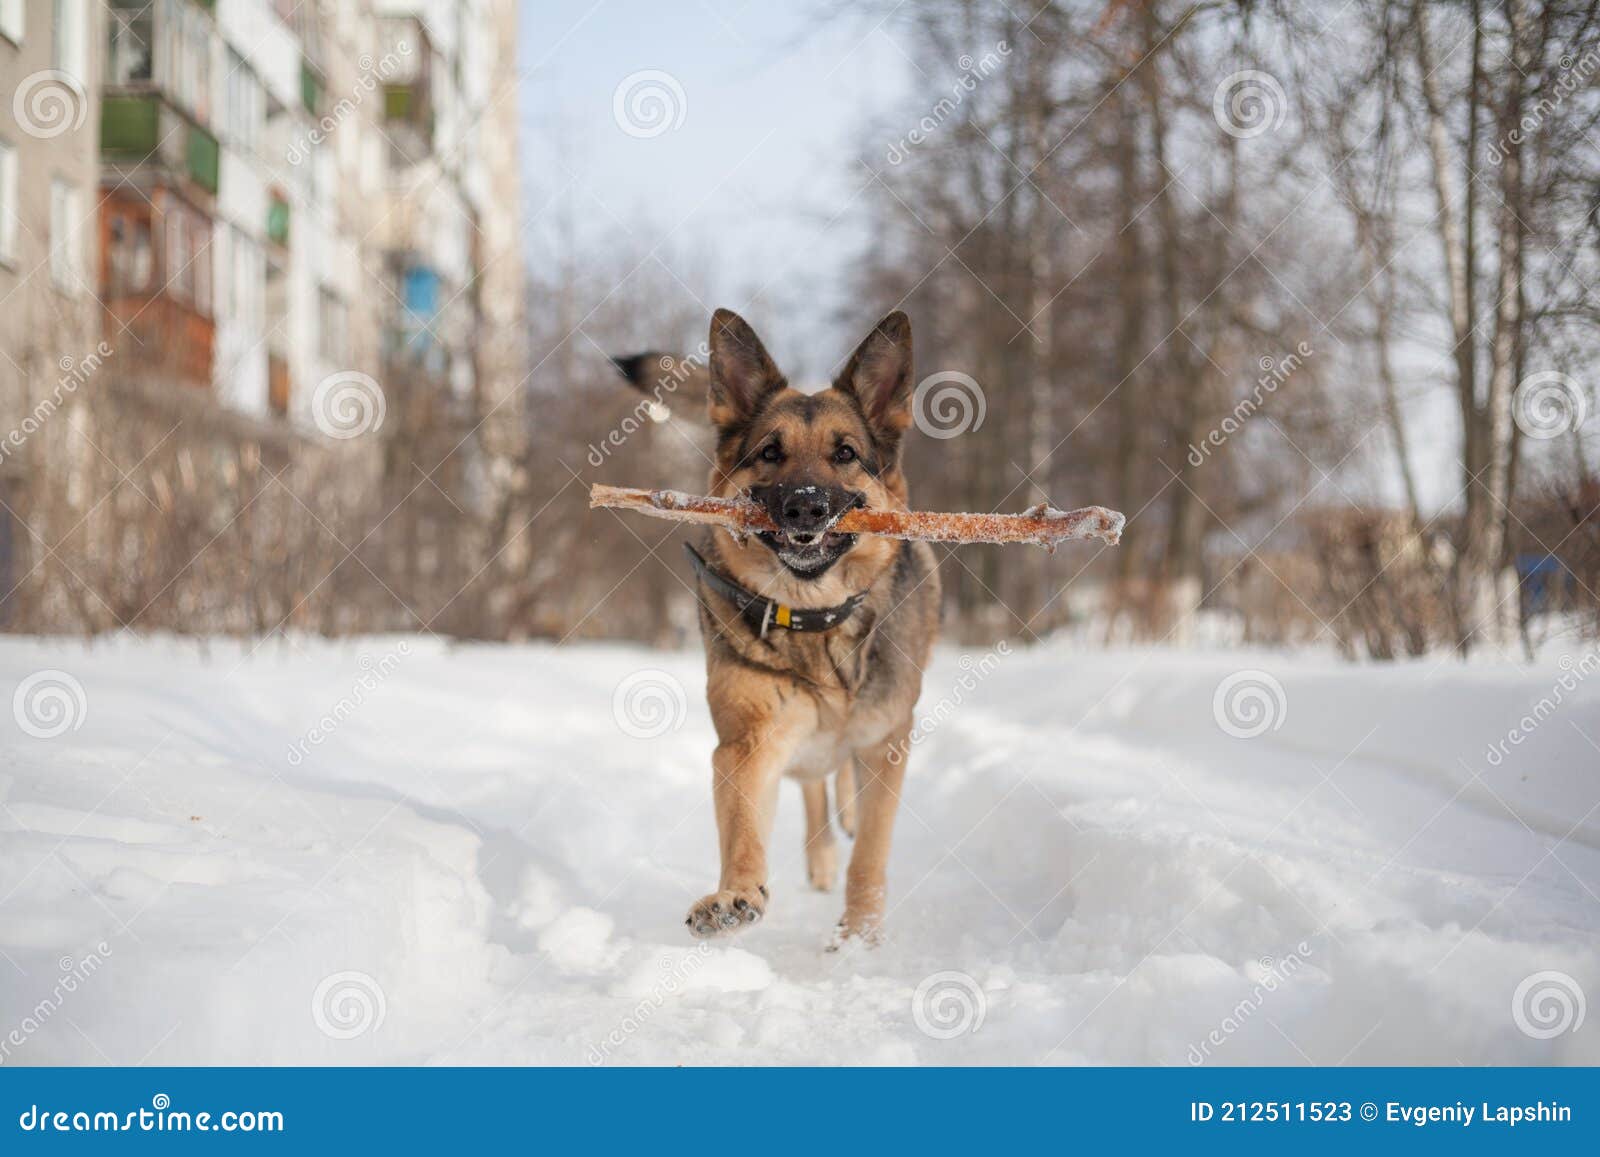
[379, 18, 434, 167]
[101, 94, 220, 198]
[105, 0, 215, 127]
[100, 187, 216, 391]
[103, 0, 221, 200]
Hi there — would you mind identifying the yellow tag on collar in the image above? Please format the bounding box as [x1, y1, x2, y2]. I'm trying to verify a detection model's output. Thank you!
[774, 604, 793, 628]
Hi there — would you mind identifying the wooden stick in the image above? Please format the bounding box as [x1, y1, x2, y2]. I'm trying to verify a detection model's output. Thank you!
[589, 484, 1124, 551]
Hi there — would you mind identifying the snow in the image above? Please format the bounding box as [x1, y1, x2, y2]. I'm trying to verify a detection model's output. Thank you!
[1, 633, 1597, 1066]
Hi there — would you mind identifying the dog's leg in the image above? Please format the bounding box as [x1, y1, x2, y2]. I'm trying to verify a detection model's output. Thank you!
[686, 703, 803, 937]
[801, 780, 836, 891]
[835, 760, 857, 838]
[836, 726, 910, 945]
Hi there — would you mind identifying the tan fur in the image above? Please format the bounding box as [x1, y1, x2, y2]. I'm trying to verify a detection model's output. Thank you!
[801, 780, 836, 891]
[835, 761, 858, 837]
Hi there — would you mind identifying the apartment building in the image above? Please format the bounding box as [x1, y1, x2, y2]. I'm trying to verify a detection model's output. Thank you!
[0, 0, 103, 614]
[1, 0, 525, 631]
[98, 0, 367, 419]
[94, 0, 522, 444]
[367, 0, 525, 600]
[0, 0, 101, 361]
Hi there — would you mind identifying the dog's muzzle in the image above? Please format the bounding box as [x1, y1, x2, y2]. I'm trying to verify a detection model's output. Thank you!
[748, 483, 864, 576]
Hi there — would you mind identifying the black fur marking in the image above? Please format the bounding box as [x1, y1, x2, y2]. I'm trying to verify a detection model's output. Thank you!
[609, 353, 652, 386]
[722, 387, 786, 463]
[886, 541, 924, 618]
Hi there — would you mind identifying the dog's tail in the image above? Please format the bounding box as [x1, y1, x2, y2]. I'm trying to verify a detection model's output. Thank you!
[609, 351, 713, 428]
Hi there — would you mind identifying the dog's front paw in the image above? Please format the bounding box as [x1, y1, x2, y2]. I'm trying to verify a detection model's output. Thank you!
[826, 906, 885, 951]
[685, 884, 767, 938]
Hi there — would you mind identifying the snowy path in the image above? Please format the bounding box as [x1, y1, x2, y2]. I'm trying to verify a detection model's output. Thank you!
[1, 634, 1597, 1065]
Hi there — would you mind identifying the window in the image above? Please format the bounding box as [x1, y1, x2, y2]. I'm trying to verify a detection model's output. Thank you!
[165, 209, 187, 303]
[189, 5, 212, 123]
[162, 202, 211, 315]
[106, 205, 154, 293]
[233, 229, 262, 331]
[52, 0, 87, 84]
[0, 0, 23, 45]
[266, 194, 289, 246]
[49, 180, 83, 292]
[225, 52, 262, 153]
[212, 224, 231, 319]
[194, 220, 211, 312]
[318, 287, 347, 362]
[160, 0, 211, 123]
[0, 142, 16, 266]
[106, 1, 153, 85]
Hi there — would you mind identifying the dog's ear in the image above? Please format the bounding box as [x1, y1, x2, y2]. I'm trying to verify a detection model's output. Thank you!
[609, 352, 713, 428]
[835, 311, 914, 461]
[708, 308, 785, 429]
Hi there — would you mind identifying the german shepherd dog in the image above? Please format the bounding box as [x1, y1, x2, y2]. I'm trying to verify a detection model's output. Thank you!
[612, 309, 940, 944]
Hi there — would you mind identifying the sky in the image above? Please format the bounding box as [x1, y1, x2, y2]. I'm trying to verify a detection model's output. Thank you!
[515, 0, 915, 376]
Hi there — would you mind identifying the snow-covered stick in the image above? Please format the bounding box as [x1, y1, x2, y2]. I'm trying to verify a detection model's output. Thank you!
[588, 484, 1125, 551]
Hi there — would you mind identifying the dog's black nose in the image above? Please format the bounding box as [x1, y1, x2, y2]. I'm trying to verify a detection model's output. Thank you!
[779, 486, 831, 533]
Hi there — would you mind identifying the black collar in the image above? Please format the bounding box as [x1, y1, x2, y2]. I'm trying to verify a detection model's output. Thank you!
[684, 543, 866, 636]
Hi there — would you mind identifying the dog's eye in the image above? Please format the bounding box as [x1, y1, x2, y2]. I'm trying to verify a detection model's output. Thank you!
[833, 444, 857, 464]
[759, 443, 783, 463]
